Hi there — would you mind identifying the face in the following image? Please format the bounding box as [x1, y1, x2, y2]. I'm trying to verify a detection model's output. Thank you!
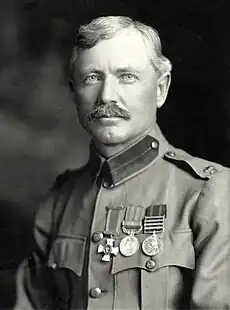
[72, 28, 169, 147]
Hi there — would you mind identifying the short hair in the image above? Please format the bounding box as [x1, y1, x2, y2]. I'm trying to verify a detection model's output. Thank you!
[70, 16, 172, 79]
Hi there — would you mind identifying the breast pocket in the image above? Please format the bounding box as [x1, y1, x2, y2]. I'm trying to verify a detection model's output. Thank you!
[48, 234, 87, 277]
[111, 230, 195, 310]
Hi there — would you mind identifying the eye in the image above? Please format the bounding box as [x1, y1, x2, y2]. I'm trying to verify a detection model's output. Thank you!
[83, 74, 101, 85]
[119, 73, 138, 84]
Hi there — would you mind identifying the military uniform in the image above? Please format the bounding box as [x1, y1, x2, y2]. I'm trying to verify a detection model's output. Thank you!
[15, 126, 230, 310]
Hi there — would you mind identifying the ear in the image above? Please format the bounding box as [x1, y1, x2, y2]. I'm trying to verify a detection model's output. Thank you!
[156, 73, 171, 108]
[68, 79, 79, 107]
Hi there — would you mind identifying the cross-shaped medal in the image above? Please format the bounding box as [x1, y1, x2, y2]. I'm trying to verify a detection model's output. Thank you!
[97, 237, 119, 262]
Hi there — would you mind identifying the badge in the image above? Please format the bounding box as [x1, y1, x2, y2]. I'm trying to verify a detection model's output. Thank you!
[98, 237, 119, 262]
[142, 232, 162, 256]
[120, 206, 145, 257]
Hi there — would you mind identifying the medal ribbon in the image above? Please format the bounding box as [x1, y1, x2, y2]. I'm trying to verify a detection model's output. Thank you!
[122, 205, 145, 234]
[144, 204, 167, 234]
[104, 206, 125, 236]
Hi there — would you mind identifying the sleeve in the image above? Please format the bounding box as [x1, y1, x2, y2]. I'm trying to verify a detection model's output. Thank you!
[191, 169, 230, 309]
[14, 187, 64, 310]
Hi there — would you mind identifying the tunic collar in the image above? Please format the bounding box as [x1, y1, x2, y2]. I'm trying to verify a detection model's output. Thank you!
[89, 125, 169, 188]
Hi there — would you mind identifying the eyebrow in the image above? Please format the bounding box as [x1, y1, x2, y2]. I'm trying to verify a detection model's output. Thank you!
[78, 66, 142, 76]
[115, 66, 142, 74]
[79, 68, 103, 76]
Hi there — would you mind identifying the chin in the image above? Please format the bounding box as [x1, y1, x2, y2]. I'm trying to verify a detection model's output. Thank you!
[90, 126, 129, 145]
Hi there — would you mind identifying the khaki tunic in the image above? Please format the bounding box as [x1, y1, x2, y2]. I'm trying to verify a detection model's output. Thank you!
[15, 127, 230, 310]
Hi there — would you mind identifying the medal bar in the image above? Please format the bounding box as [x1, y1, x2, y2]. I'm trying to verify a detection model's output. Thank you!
[143, 215, 165, 234]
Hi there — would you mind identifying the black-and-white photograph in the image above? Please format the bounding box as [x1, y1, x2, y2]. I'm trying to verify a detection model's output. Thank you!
[1, 1, 230, 309]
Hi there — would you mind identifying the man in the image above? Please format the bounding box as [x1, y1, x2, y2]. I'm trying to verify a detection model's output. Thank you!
[16, 16, 230, 309]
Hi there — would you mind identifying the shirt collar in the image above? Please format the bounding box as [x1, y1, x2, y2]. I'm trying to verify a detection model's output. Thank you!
[88, 125, 169, 188]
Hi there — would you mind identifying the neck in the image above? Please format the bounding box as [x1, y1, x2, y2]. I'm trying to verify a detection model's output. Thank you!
[93, 125, 158, 158]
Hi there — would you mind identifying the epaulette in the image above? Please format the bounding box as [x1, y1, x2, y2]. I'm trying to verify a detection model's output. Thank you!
[50, 170, 73, 190]
[164, 147, 226, 179]
[54, 170, 73, 187]
[53, 165, 87, 189]
[53, 169, 82, 190]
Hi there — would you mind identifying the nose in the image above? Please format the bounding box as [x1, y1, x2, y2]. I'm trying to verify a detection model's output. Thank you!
[99, 77, 118, 104]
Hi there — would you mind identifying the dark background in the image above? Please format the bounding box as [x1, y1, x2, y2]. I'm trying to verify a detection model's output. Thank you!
[1, 0, 230, 308]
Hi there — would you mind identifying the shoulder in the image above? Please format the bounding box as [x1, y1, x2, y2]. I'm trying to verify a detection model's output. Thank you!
[163, 144, 229, 180]
[52, 165, 87, 189]
[35, 165, 88, 234]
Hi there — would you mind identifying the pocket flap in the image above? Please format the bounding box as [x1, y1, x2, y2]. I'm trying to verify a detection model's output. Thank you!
[112, 230, 195, 274]
[48, 235, 87, 277]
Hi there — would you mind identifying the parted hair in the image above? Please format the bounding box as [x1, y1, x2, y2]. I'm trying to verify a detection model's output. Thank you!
[70, 16, 172, 78]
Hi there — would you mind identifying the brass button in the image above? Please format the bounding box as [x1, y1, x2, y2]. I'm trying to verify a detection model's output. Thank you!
[151, 141, 158, 149]
[166, 151, 176, 157]
[103, 180, 114, 188]
[146, 259, 156, 270]
[203, 165, 217, 175]
[49, 262, 57, 269]
[92, 231, 104, 242]
[90, 287, 102, 298]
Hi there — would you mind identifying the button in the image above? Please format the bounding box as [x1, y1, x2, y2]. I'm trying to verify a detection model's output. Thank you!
[166, 151, 176, 157]
[151, 141, 158, 149]
[90, 287, 102, 298]
[103, 180, 114, 188]
[203, 165, 217, 175]
[146, 259, 156, 270]
[92, 231, 104, 242]
[49, 262, 57, 269]
[103, 180, 110, 188]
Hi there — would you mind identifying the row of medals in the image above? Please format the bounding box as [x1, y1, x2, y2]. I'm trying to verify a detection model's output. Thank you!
[98, 216, 164, 261]
[120, 229, 162, 258]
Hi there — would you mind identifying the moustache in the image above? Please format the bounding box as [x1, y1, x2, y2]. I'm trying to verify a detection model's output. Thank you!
[85, 102, 131, 123]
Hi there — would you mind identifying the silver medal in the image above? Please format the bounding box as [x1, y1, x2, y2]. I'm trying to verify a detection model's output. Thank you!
[119, 235, 139, 257]
[142, 232, 162, 256]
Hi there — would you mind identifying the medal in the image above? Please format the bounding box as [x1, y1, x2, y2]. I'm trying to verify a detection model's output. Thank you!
[142, 204, 167, 257]
[120, 206, 145, 257]
[97, 206, 124, 262]
[142, 231, 162, 256]
[98, 237, 119, 262]
[119, 233, 140, 257]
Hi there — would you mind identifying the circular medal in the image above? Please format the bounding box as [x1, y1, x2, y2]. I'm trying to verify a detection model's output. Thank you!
[142, 234, 162, 256]
[119, 235, 139, 257]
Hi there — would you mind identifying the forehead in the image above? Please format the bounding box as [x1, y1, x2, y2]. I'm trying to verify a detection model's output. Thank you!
[75, 28, 153, 73]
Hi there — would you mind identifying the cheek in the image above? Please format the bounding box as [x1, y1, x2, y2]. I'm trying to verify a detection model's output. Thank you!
[122, 86, 156, 116]
[75, 86, 99, 111]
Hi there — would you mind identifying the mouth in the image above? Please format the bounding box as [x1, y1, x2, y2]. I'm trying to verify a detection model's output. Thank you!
[95, 117, 123, 125]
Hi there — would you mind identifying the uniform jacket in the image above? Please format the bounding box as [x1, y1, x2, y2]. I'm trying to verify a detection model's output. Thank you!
[16, 126, 230, 310]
